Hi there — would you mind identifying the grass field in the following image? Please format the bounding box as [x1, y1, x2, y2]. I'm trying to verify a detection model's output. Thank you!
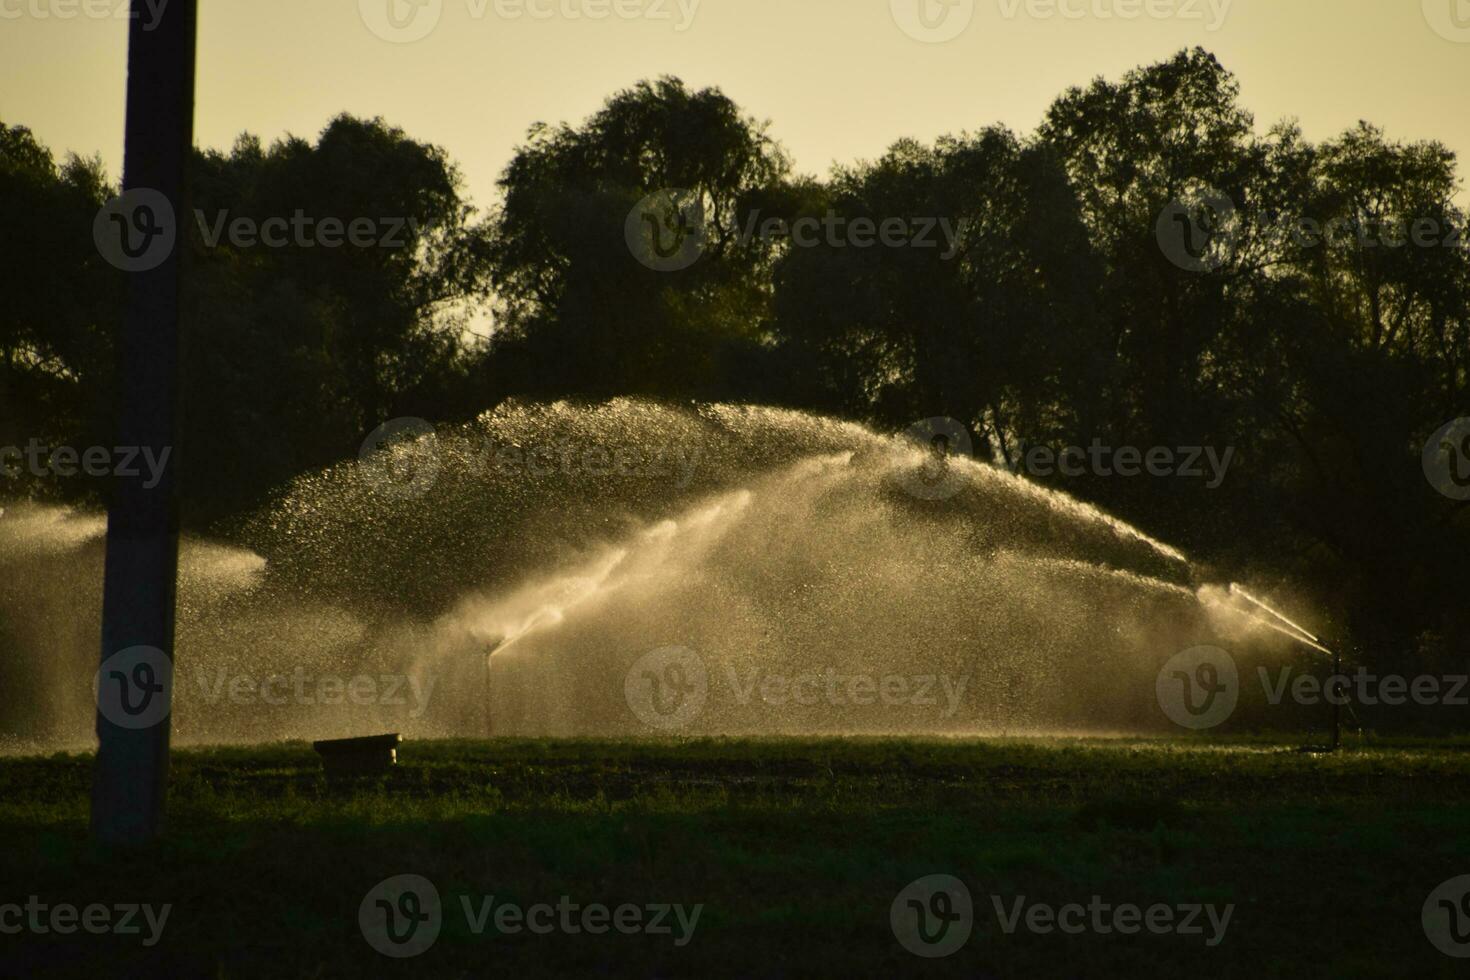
[2, 735, 1469, 978]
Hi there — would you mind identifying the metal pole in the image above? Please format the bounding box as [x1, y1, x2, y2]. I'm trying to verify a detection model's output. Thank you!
[91, 0, 197, 845]
[1330, 647, 1341, 752]
[485, 639, 506, 738]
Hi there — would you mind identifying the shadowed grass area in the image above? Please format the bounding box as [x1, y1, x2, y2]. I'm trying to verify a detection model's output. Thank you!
[2, 735, 1469, 977]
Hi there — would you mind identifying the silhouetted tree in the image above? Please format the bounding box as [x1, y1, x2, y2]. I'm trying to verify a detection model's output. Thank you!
[484, 77, 792, 399]
[0, 122, 117, 468]
[177, 115, 493, 522]
[772, 129, 1103, 463]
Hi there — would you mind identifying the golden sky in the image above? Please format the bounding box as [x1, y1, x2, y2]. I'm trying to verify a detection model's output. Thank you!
[3, 0, 1468, 210]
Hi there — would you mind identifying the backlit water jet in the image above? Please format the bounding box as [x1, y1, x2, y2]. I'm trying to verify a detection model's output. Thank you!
[0, 400, 1324, 749]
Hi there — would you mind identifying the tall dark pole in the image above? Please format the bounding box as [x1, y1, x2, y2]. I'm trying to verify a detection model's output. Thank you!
[91, 0, 197, 845]
[1330, 647, 1342, 753]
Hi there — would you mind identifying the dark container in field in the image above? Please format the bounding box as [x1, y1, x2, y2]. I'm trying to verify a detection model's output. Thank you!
[312, 733, 401, 775]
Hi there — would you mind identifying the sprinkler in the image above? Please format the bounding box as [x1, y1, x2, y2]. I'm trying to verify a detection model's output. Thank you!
[485, 637, 507, 737]
[1330, 645, 1342, 752]
[1225, 584, 1353, 752]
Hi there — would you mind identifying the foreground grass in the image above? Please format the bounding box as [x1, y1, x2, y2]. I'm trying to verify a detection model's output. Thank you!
[2, 735, 1469, 977]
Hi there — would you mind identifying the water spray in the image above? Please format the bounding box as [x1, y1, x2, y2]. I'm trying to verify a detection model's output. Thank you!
[1225, 600, 1335, 658]
[1228, 584, 1324, 648]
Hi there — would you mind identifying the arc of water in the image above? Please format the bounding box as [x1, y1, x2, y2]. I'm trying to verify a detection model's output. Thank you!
[1228, 584, 1324, 647]
[1221, 601, 1335, 658]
